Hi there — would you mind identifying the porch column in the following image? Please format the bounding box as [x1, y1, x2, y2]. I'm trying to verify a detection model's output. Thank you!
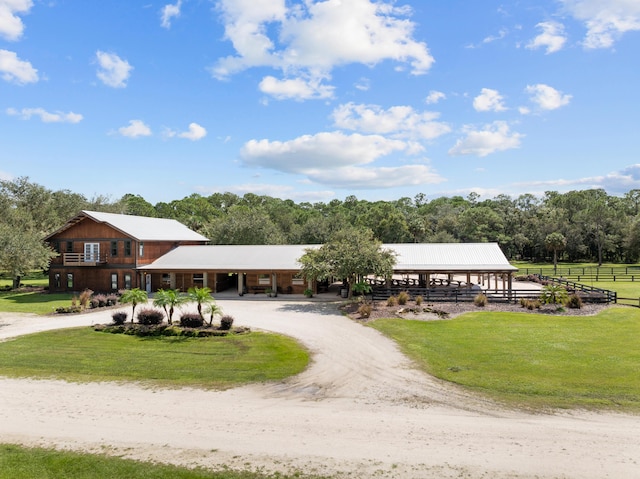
[466, 272, 471, 289]
[272, 273, 278, 296]
[170, 273, 176, 289]
[238, 273, 244, 296]
[212, 272, 218, 293]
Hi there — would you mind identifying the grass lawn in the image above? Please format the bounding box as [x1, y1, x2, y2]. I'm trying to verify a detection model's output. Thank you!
[0, 291, 73, 315]
[0, 444, 327, 479]
[370, 307, 640, 411]
[0, 272, 49, 289]
[0, 327, 309, 389]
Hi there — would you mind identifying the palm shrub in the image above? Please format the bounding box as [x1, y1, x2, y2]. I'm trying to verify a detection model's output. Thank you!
[137, 308, 164, 325]
[540, 284, 569, 305]
[206, 302, 224, 326]
[153, 288, 187, 324]
[119, 288, 149, 323]
[187, 286, 215, 320]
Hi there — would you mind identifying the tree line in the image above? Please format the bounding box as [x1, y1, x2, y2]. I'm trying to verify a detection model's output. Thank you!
[3, 177, 640, 282]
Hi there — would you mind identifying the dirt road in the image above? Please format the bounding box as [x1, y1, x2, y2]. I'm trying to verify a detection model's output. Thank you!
[0, 301, 638, 478]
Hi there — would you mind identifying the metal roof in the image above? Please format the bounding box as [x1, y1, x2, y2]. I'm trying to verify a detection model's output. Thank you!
[46, 211, 209, 242]
[139, 242, 516, 273]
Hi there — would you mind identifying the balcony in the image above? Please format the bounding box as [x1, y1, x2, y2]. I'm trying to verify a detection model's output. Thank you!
[63, 253, 108, 266]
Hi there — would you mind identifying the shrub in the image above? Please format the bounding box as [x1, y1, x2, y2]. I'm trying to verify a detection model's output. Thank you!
[520, 299, 541, 310]
[386, 295, 398, 306]
[415, 295, 423, 306]
[566, 293, 583, 309]
[112, 311, 128, 325]
[137, 308, 164, 325]
[180, 313, 204, 328]
[93, 294, 108, 307]
[357, 303, 372, 318]
[89, 298, 100, 309]
[540, 284, 569, 305]
[473, 293, 488, 307]
[106, 294, 119, 306]
[78, 289, 93, 310]
[219, 315, 234, 330]
[397, 291, 410, 305]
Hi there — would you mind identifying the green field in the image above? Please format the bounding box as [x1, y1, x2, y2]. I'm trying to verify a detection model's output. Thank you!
[0, 327, 309, 389]
[0, 444, 327, 479]
[370, 307, 640, 411]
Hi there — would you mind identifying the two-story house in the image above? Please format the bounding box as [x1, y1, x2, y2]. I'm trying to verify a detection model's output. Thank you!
[45, 210, 209, 293]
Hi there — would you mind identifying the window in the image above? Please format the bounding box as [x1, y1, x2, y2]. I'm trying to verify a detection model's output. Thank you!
[258, 274, 271, 285]
[124, 240, 132, 256]
[67, 273, 73, 289]
[110, 241, 118, 257]
[124, 274, 132, 289]
[162, 274, 171, 286]
[292, 278, 305, 286]
[84, 243, 99, 262]
[66, 241, 73, 253]
[193, 273, 204, 287]
[54, 273, 61, 288]
[139, 242, 144, 257]
[111, 273, 118, 290]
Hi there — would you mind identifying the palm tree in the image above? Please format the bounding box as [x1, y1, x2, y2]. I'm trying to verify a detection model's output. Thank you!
[153, 288, 187, 324]
[206, 302, 224, 327]
[187, 286, 215, 320]
[119, 288, 149, 323]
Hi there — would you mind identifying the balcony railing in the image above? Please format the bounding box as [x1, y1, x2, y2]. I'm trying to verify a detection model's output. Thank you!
[63, 253, 108, 266]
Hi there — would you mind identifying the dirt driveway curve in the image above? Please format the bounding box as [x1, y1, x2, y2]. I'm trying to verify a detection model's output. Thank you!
[0, 300, 638, 478]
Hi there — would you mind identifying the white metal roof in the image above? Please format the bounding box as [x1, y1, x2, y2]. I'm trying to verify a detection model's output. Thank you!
[73, 211, 209, 242]
[139, 242, 516, 273]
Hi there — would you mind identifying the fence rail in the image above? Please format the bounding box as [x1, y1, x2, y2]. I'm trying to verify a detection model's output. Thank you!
[519, 267, 640, 282]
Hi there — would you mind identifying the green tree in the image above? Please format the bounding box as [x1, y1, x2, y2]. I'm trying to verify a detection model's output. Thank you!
[206, 302, 224, 326]
[187, 286, 215, 320]
[0, 224, 58, 289]
[544, 232, 567, 274]
[298, 227, 396, 298]
[119, 288, 149, 322]
[152, 288, 187, 324]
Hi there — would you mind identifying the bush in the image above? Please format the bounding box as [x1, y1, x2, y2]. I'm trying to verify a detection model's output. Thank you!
[106, 294, 119, 306]
[180, 313, 204, 328]
[473, 293, 488, 307]
[112, 311, 128, 325]
[219, 315, 234, 330]
[397, 291, 410, 305]
[540, 284, 569, 305]
[357, 303, 372, 318]
[78, 289, 93, 310]
[566, 293, 583, 309]
[137, 308, 164, 325]
[415, 295, 423, 306]
[520, 298, 541, 310]
[386, 296, 398, 306]
[93, 294, 108, 307]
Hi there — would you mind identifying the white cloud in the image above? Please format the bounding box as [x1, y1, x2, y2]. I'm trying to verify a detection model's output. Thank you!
[332, 102, 450, 141]
[241, 131, 412, 172]
[0, 0, 32, 41]
[212, 0, 433, 99]
[425, 90, 446, 105]
[527, 21, 567, 53]
[95, 51, 133, 88]
[180, 122, 207, 141]
[259, 75, 334, 100]
[355, 77, 370, 91]
[448, 121, 523, 157]
[306, 164, 444, 189]
[560, 0, 640, 48]
[525, 84, 572, 110]
[117, 120, 152, 138]
[0, 49, 37, 84]
[6, 107, 83, 123]
[473, 88, 507, 112]
[160, 0, 182, 29]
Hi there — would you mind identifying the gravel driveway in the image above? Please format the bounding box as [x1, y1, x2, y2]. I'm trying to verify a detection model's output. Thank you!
[0, 300, 638, 478]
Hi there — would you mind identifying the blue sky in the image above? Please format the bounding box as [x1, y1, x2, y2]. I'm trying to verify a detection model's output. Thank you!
[1, 0, 639, 205]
